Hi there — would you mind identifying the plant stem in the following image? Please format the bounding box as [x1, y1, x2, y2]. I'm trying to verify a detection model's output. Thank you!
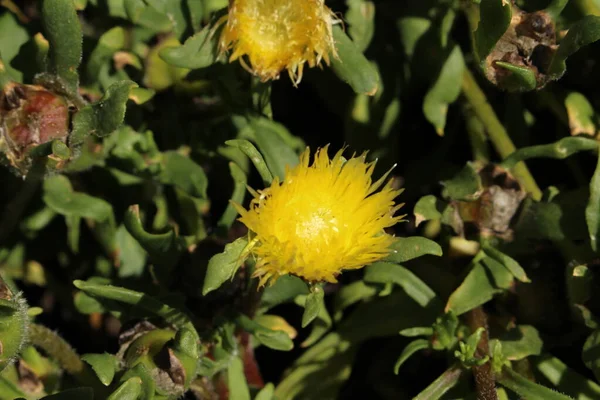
[461, 69, 543, 201]
[29, 323, 84, 376]
[466, 306, 498, 400]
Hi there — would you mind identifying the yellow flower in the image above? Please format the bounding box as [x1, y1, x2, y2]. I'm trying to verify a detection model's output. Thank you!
[234, 147, 404, 286]
[218, 0, 339, 85]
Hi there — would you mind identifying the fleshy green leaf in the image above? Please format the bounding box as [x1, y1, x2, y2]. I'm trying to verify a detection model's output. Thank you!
[81, 353, 119, 386]
[159, 151, 208, 199]
[498, 366, 574, 400]
[364, 262, 439, 308]
[0, 13, 29, 83]
[441, 162, 482, 201]
[218, 162, 247, 231]
[259, 275, 309, 313]
[413, 364, 463, 400]
[302, 286, 324, 328]
[235, 314, 293, 351]
[250, 118, 299, 181]
[330, 26, 379, 96]
[107, 377, 142, 400]
[43, 175, 113, 221]
[123, 205, 183, 271]
[386, 237, 443, 264]
[414, 195, 444, 227]
[548, 16, 600, 79]
[226, 139, 274, 185]
[394, 339, 429, 374]
[587, 153, 600, 251]
[345, 0, 375, 52]
[159, 26, 220, 69]
[71, 80, 138, 146]
[255, 383, 275, 400]
[494, 61, 538, 92]
[482, 244, 530, 283]
[583, 330, 600, 382]
[445, 254, 513, 316]
[42, 0, 83, 94]
[490, 325, 542, 361]
[332, 281, 377, 321]
[423, 45, 464, 135]
[474, 0, 511, 62]
[202, 237, 248, 296]
[536, 355, 600, 400]
[565, 92, 598, 136]
[87, 27, 126, 81]
[73, 279, 198, 338]
[228, 356, 251, 400]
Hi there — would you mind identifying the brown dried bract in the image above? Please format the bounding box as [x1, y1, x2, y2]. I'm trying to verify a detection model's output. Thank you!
[485, 4, 558, 91]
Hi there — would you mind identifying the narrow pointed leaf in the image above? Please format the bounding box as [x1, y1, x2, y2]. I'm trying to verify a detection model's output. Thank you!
[394, 339, 429, 374]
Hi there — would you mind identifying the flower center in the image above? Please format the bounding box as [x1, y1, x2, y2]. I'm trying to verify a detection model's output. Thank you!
[295, 209, 339, 244]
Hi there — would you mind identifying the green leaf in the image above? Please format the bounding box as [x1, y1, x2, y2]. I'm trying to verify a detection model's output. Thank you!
[413, 364, 463, 400]
[548, 16, 600, 79]
[159, 151, 208, 199]
[414, 195, 444, 227]
[501, 137, 598, 169]
[250, 118, 299, 181]
[255, 383, 275, 400]
[259, 275, 309, 313]
[545, 0, 569, 19]
[587, 153, 600, 251]
[202, 237, 248, 296]
[345, 0, 375, 52]
[498, 366, 574, 400]
[73, 279, 198, 338]
[218, 162, 247, 231]
[159, 26, 220, 69]
[123, 0, 172, 32]
[235, 314, 293, 351]
[115, 225, 147, 278]
[87, 26, 126, 81]
[423, 45, 464, 135]
[332, 280, 377, 321]
[81, 353, 119, 386]
[565, 92, 598, 136]
[42, 0, 83, 94]
[364, 262, 439, 308]
[119, 363, 155, 400]
[445, 254, 513, 316]
[123, 205, 183, 270]
[441, 162, 482, 201]
[0, 13, 29, 83]
[490, 325, 542, 361]
[482, 244, 530, 283]
[536, 355, 600, 400]
[228, 356, 251, 400]
[41, 388, 94, 400]
[43, 175, 114, 222]
[226, 139, 274, 185]
[302, 286, 324, 328]
[330, 25, 379, 96]
[71, 80, 138, 146]
[474, 0, 511, 62]
[107, 376, 142, 400]
[394, 339, 429, 374]
[295, 294, 332, 347]
[494, 61, 538, 92]
[583, 330, 600, 382]
[386, 237, 443, 264]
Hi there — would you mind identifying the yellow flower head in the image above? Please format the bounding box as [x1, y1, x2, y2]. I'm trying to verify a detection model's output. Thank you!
[234, 147, 404, 286]
[218, 0, 339, 85]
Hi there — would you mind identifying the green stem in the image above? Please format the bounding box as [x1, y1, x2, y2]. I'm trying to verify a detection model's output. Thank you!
[414, 364, 465, 400]
[461, 69, 543, 201]
[463, 104, 490, 163]
[29, 323, 84, 376]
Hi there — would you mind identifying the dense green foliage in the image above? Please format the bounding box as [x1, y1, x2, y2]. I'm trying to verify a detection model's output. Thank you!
[3, 0, 600, 399]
